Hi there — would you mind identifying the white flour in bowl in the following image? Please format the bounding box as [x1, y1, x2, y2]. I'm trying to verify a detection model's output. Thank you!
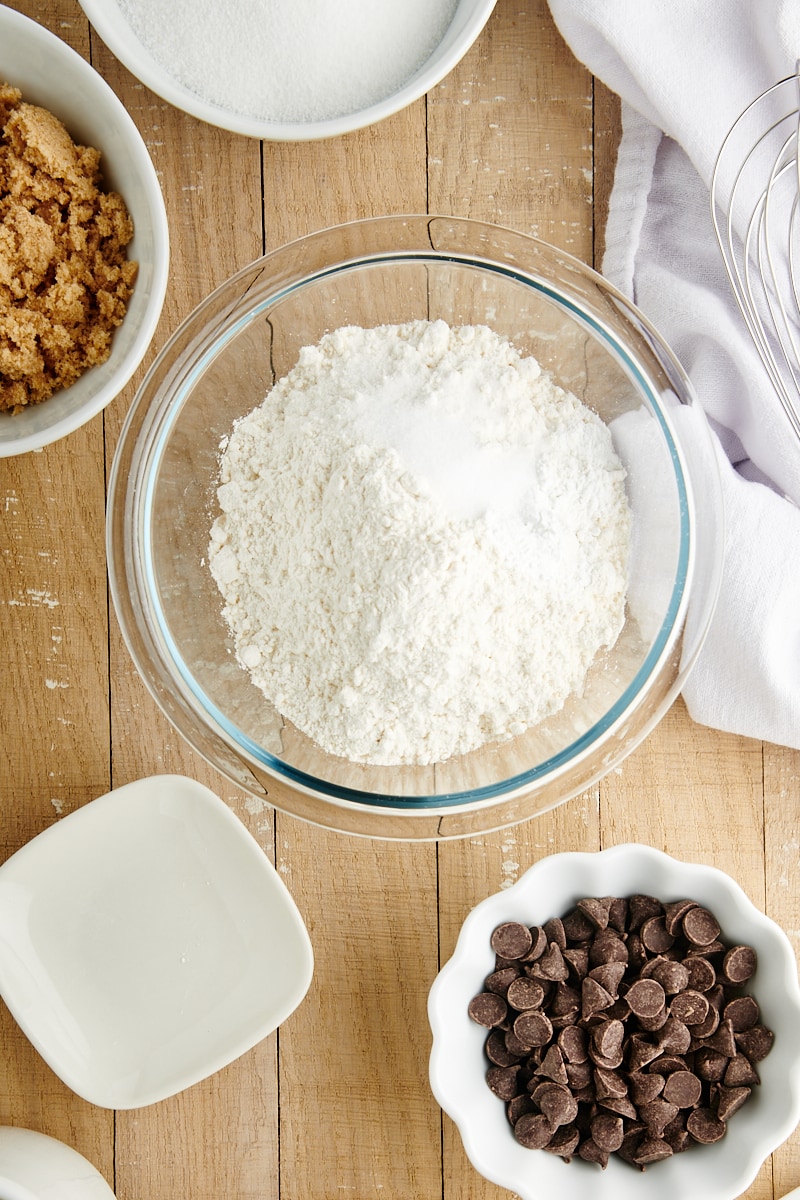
[209, 320, 631, 766]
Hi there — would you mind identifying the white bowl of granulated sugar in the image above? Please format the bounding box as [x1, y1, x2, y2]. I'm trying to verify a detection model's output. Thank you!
[107, 215, 725, 840]
[77, 0, 497, 140]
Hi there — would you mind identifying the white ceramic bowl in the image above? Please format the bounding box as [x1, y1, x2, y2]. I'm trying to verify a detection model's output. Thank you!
[0, 775, 313, 1109]
[0, 5, 169, 456]
[0, 1126, 116, 1200]
[77, 0, 496, 140]
[428, 844, 800, 1200]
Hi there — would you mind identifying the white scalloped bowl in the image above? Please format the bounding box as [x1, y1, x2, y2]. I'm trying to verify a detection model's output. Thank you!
[428, 844, 800, 1200]
[0, 6, 168, 456]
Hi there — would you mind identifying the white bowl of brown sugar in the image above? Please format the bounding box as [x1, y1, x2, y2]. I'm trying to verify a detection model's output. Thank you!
[0, 5, 168, 455]
[429, 844, 800, 1200]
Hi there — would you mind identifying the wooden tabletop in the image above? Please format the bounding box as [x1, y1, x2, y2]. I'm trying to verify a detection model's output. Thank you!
[2, 2, 799, 1198]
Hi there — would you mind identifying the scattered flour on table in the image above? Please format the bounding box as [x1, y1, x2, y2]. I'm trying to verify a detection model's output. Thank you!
[117, 0, 458, 124]
[208, 320, 631, 766]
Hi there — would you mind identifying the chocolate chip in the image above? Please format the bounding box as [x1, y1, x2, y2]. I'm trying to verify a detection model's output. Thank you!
[637, 1006, 669, 1032]
[656, 1016, 692, 1055]
[558, 1026, 588, 1064]
[608, 896, 629, 933]
[734, 1024, 774, 1062]
[468, 992, 507, 1028]
[514, 1111, 554, 1149]
[682, 955, 716, 992]
[589, 928, 629, 967]
[513, 1010, 553, 1047]
[593, 1066, 628, 1100]
[587, 961, 626, 997]
[535, 1045, 568, 1085]
[694, 1046, 729, 1082]
[506, 977, 546, 1011]
[485, 1029, 520, 1067]
[504, 1028, 533, 1057]
[590, 1019, 625, 1068]
[682, 907, 721, 946]
[599, 1095, 639, 1120]
[531, 942, 569, 982]
[565, 1060, 593, 1091]
[665, 1123, 691, 1155]
[639, 1097, 679, 1137]
[628, 1072, 665, 1105]
[486, 1065, 521, 1100]
[723, 1054, 760, 1087]
[647, 958, 690, 993]
[670, 989, 710, 1025]
[687, 1107, 726, 1143]
[722, 944, 757, 984]
[543, 917, 566, 950]
[576, 896, 612, 929]
[581, 976, 615, 1020]
[715, 1083, 751, 1121]
[543, 1124, 580, 1160]
[628, 895, 663, 930]
[591, 1113, 624, 1152]
[536, 1082, 579, 1127]
[491, 922, 534, 960]
[663, 899, 698, 935]
[484, 966, 520, 996]
[689, 1004, 721, 1040]
[578, 1138, 609, 1168]
[507, 1093, 535, 1124]
[723, 995, 759, 1031]
[618, 1127, 647, 1165]
[563, 946, 589, 980]
[648, 1054, 689, 1076]
[561, 908, 595, 942]
[640, 915, 675, 954]
[703, 1018, 737, 1058]
[632, 1136, 673, 1166]
[520, 925, 548, 962]
[662, 1070, 703, 1108]
[549, 981, 580, 1018]
[627, 1035, 662, 1071]
[626, 978, 666, 1019]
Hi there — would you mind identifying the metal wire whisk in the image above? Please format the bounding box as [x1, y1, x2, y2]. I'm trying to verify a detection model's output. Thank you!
[711, 64, 800, 444]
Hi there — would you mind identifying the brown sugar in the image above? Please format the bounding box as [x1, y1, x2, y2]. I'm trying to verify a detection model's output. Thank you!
[0, 82, 138, 413]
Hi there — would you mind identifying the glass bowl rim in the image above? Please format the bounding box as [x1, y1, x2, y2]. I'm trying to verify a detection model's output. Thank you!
[110, 225, 700, 813]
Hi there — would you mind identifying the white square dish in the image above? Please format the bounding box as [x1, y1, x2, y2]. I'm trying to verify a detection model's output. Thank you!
[0, 775, 313, 1108]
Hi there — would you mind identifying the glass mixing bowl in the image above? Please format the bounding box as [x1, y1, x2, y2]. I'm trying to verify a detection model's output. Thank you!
[107, 216, 724, 839]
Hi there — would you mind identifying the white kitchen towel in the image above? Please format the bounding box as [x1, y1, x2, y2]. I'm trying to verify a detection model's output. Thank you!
[548, 0, 800, 749]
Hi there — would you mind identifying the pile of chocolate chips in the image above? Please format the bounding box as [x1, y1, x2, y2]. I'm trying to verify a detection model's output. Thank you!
[467, 895, 774, 1169]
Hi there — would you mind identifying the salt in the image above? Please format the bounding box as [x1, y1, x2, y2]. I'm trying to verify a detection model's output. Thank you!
[117, 0, 459, 123]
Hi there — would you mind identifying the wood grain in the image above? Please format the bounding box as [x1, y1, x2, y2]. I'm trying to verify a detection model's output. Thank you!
[0, 2, 798, 1200]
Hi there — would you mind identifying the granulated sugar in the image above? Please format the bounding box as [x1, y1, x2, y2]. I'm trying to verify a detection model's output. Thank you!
[117, 0, 458, 123]
[209, 320, 631, 766]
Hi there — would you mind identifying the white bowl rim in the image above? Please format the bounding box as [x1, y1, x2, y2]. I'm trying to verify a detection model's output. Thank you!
[428, 843, 800, 1200]
[76, 0, 498, 140]
[0, 5, 169, 456]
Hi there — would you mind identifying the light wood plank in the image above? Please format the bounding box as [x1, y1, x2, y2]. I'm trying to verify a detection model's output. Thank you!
[428, 3, 600, 1196]
[765, 742, 800, 1198]
[0, 1, 113, 1183]
[262, 38, 440, 1200]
